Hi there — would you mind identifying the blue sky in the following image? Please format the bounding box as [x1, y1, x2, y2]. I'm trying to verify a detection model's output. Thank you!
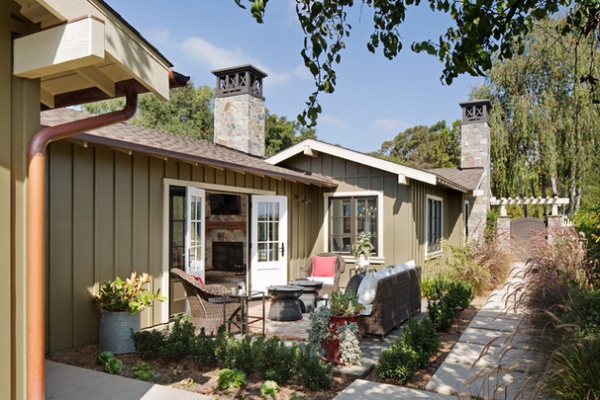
[107, 1, 483, 152]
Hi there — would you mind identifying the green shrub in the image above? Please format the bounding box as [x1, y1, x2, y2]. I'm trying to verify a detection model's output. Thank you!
[214, 325, 229, 360]
[376, 342, 419, 383]
[445, 280, 474, 311]
[96, 351, 122, 374]
[252, 336, 298, 383]
[428, 298, 456, 332]
[133, 363, 160, 382]
[104, 357, 123, 374]
[296, 345, 332, 391]
[424, 275, 453, 300]
[223, 335, 254, 372]
[189, 329, 218, 369]
[217, 368, 247, 389]
[131, 329, 165, 360]
[159, 316, 195, 363]
[426, 279, 473, 332]
[260, 380, 280, 398]
[97, 351, 115, 365]
[401, 319, 440, 368]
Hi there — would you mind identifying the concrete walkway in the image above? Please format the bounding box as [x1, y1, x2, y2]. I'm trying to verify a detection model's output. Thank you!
[335, 263, 531, 399]
[46, 360, 211, 400]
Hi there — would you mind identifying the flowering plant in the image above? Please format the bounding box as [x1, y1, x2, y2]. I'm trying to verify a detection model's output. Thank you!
[93, 272, 165, 314]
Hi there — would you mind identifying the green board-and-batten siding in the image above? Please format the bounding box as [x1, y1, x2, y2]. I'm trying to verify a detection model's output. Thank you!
[46, 140, 324, 352]
[279, 152, 464, 269]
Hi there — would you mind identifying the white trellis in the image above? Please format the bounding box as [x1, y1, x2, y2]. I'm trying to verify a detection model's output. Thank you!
[490, 196, 570, 216]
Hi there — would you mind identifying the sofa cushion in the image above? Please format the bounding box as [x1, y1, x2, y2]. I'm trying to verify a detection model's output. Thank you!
[376, 268, 393, 279]
[391, 260, 416, 275]
[312, 255, 336, 277]
[357, 272, 379, 305]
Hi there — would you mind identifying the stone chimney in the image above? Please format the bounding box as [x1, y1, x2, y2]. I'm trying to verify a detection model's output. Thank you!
[460, 99, 492, 240]
[212, 65, 267, 157]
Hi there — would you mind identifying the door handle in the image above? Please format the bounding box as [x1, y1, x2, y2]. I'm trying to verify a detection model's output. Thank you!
[280, 243, 285, 257]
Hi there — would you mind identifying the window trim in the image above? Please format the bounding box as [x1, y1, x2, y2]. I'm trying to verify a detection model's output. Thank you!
[426, 194, 443, 258]
[323, 191, 384, 260]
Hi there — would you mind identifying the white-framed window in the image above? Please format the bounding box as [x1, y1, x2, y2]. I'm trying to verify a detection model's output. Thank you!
[324, 191, 383, 257]
[426, 195, 443, 256]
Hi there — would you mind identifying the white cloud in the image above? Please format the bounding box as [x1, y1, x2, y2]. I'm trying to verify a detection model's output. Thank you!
[178, 35, 292, 85]
[372, 118, 409, 134]
[321, 115, 350, 129]
[293, 64, 313, 81]
[181, 37, 249, 70]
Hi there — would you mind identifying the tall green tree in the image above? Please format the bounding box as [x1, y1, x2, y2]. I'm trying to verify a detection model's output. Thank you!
[376, 120, 461, 169]
[236, 0, 600, 126]
[83, 83, 214, 141]
[82, 84, 315, 155]
[471, 18, 600, 214]
[264, 110, 317, 157]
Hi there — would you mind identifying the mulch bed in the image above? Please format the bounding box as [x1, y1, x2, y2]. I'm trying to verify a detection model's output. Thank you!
[47, 297, 483, 399]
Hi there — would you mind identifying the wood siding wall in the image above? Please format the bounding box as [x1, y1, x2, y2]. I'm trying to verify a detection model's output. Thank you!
[46, 140, 324, 352]
[282, 153, 464, 271]
[0, 0, 40, 400]
[2, 3, 40, 397]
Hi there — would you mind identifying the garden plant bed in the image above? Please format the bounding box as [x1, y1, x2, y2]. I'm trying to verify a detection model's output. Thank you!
[47, 297, 483, 399]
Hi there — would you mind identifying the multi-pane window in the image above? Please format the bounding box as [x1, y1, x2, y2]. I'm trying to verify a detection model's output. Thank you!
[328, 195, 378, 255]
[427, 196, 442, 254]
[169, 187, 186, 270]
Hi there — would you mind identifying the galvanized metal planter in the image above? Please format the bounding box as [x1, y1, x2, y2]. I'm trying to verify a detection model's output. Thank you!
[98, 309, 140, 354]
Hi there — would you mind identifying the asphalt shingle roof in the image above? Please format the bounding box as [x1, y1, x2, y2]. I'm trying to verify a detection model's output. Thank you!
[427, 167, 484, 192]
[41, 108, 335, 188]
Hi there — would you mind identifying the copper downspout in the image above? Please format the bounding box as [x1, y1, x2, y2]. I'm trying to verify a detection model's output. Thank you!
[27, 92, 138, 400]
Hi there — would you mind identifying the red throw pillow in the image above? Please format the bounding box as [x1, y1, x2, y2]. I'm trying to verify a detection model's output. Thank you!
[193, 275, 204, 285]
[312, 255, 336, 277]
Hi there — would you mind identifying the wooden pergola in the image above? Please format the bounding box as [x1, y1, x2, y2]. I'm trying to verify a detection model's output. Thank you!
[490, 196, 570, 216]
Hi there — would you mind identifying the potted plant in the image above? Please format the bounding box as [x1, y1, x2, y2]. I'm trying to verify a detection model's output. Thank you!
[307, 291, 364, 366]
[352, 232, 374, 271]
[93, 272, 164, 354]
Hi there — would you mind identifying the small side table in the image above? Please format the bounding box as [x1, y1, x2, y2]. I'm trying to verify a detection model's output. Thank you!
[225, 290, 265, 335]
[288, 279, 323, 313]
[267, 285, 304, 321]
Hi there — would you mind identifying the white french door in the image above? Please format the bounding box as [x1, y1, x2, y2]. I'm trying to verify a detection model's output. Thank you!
[185, 187, 205, 283]
[250, 195, 288, 293]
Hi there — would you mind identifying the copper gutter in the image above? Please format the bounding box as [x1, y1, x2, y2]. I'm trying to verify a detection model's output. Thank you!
[27, 92, 138, 400]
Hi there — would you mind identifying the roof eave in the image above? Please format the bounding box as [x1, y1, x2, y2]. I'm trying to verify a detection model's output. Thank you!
[15, 0, 173, 106]
[71, 133, 337, 188]
[267, 139, 438, 186]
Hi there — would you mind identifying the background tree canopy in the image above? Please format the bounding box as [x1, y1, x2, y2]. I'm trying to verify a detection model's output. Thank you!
[375, 120, 461, 169]
[83, 83, 317, 157]
[235, 0, 600, 127]
[471, 18, 600, 214]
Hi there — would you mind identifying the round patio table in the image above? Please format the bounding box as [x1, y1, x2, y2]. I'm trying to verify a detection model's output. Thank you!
[288, 279, 323, 313]
[267, 285, 304, 321]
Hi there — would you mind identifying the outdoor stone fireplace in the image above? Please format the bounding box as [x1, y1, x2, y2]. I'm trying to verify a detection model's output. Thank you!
[212, 242, 245, 273]
[205, 193, 248, 274]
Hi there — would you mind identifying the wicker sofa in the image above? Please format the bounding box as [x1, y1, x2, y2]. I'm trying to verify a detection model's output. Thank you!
[356, 265, 422, 338]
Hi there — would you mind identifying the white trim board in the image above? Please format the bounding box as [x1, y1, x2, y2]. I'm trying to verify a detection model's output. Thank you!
[266, 139, 437, 186]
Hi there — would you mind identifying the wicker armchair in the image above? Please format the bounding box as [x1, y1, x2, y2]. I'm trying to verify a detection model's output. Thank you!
[170, 268, 241, 335]
[300, 253, 346, 297]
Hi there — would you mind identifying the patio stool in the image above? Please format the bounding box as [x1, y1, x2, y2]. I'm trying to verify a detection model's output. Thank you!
[267, 285, 303, 321]
[288, 279, 323, 313]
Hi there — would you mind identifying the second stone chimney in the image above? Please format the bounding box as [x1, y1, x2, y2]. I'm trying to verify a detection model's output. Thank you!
[460, 99, 492, 240]
[212, 65, 267, 157]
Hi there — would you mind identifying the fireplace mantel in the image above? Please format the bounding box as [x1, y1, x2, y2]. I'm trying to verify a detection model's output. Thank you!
[206, 221, 247, 233]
